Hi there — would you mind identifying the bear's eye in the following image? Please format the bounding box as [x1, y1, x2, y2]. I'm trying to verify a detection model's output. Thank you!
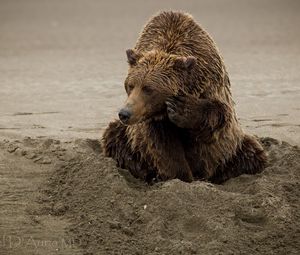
[126, 84, 134, 94]
[142, 86, 153, 95]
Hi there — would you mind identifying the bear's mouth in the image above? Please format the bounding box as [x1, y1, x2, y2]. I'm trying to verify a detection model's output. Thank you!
[120, 110, 167, 126]
[137, 109, 168, 124]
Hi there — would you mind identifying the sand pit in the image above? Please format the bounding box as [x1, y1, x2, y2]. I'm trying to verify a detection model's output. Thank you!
[0, 137, 299, 254]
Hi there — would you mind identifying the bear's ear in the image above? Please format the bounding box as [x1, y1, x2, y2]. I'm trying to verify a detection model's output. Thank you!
[173, 56, 196, 70]
[126, 49, 141, 66]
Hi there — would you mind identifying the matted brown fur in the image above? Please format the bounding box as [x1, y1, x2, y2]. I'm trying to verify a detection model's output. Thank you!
[102, 11, 267, 183]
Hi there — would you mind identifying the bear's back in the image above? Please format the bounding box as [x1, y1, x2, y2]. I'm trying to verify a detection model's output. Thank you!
[135, 11, 215, 57]
[134, 11, 227, 90]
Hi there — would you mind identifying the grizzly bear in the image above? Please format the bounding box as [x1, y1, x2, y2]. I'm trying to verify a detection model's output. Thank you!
[102, 11, 267, 183]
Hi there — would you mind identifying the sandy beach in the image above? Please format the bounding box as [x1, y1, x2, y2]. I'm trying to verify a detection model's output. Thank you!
[0, 0, 299, 254]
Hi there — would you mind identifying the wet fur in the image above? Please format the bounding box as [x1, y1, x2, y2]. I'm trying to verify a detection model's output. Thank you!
[102, 11, 267, 183]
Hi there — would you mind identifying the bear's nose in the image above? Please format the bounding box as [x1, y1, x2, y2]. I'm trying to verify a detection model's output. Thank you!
[118, 108, 132, 123]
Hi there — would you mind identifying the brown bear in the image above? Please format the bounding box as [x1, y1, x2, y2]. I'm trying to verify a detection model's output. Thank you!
[102, 11, 267, 183]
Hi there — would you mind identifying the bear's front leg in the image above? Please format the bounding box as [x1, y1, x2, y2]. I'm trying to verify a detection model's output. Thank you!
[147, 121, 193, 182]
[102, 120, 154, 181]
[166, 94, 231, 134]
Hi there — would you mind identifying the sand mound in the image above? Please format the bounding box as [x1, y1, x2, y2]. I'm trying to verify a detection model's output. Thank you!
[1, 137, 299, 254]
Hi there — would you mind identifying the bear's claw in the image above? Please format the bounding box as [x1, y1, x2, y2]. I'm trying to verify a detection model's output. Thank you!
[166, 97, 191, 128]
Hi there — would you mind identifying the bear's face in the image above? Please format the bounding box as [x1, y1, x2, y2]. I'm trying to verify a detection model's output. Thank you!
[118, 50, 196, 125]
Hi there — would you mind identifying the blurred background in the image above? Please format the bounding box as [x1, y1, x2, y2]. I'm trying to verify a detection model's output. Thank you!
[0, 0, 299, 144]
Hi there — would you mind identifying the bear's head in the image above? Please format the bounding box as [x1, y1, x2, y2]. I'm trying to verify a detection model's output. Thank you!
[118, 49, 196, 125]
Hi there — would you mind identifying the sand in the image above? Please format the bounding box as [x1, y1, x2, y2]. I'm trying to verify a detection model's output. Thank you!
[0, 137, 299, 254]
[0, 0, 300, 254]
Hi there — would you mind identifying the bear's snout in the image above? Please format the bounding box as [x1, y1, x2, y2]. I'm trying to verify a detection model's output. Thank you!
[118, 108, 132, 124]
